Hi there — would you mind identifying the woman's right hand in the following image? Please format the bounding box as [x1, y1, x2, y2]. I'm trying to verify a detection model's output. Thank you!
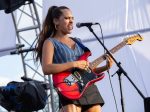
[73, 60, 89, 70]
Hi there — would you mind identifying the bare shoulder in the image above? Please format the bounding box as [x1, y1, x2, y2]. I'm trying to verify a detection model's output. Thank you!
[42, 39, 54, 59]
[43, 39, 54, 49]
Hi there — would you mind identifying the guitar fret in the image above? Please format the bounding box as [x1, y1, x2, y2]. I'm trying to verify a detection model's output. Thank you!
[90, 41, 126, 69]
[110, 41, 126, 54]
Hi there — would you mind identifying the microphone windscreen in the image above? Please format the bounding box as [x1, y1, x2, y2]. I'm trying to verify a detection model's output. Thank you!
[76, 22, 81, 28]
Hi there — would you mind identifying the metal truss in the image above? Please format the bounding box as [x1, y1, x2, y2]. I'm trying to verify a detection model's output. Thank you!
[10, 1, 59, 112]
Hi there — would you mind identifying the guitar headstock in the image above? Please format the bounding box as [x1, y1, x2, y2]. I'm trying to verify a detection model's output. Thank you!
[124, 34, 143, 45]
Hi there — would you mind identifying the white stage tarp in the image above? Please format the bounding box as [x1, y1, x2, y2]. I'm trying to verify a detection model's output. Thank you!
[0, 11, 16, 57]
[43, 1, 150, 112]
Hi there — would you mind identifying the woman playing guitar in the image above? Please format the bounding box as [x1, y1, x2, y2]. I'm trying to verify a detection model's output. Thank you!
[35, 5, 113, 112]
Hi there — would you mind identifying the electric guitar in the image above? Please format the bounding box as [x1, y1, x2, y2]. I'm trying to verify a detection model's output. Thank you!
[53, 34, 143, 100]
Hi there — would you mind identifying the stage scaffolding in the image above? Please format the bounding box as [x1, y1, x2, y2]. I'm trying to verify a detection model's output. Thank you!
[9, 1, 59, 112]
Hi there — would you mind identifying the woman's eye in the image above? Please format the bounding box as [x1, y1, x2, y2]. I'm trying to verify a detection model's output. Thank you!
[64, 17, 74, 20]
[71, 17, 74, 20]
[64, 17, 69, 19]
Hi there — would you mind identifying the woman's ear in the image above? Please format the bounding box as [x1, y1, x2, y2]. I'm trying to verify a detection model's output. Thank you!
[53, 18, 59, 25]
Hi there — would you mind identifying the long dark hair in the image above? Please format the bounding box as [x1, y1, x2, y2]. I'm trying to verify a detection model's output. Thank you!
[35, 6, 69, 62]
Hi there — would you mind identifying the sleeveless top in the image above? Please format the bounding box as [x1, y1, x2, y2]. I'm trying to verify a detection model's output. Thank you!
[48, 37, 84, 64]
[48, 37, 104, 107]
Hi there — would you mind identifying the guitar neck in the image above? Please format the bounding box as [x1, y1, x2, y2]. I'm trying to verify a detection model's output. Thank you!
[90, 41, 126, 69]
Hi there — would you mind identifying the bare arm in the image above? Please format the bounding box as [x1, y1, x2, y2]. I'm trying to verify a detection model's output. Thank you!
[93, 65, 108, 73]
[42, 40, 89, 75]
[93, 55, 114, 74]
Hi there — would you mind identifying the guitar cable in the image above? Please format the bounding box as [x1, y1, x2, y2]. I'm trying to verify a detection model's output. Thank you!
[98, 23, 119, 112]
[107, 70, 119, 112]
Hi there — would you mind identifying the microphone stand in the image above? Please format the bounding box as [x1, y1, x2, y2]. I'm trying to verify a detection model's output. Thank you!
[86, 25, 146, 112]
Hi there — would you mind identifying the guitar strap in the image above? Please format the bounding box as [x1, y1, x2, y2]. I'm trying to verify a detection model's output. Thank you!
[71, 37, 91, 52]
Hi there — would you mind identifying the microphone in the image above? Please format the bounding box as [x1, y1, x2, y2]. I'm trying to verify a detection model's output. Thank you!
[76, 22, 99, 28]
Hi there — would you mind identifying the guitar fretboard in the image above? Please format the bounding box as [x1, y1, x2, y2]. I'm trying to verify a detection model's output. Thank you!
[89, 41, 126, 69]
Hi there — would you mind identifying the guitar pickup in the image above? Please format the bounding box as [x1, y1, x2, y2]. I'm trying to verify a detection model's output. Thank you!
[64, 74, 77, 86]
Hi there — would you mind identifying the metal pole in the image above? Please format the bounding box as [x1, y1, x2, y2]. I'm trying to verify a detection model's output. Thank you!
[48, 75, 56, 112]
[11, 12, 27, 77]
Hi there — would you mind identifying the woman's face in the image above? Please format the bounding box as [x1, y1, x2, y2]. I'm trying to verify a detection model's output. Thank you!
[55, 9, 74, 35]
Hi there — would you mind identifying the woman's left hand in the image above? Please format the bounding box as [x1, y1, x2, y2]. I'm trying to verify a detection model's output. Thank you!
[105, 54, 114, 69]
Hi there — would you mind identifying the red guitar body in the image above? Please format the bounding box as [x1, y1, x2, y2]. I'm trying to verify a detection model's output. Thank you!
[53, 51, 105, 100]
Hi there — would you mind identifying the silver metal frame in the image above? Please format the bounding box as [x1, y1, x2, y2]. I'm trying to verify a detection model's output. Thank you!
[10, 1, 58, 112]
